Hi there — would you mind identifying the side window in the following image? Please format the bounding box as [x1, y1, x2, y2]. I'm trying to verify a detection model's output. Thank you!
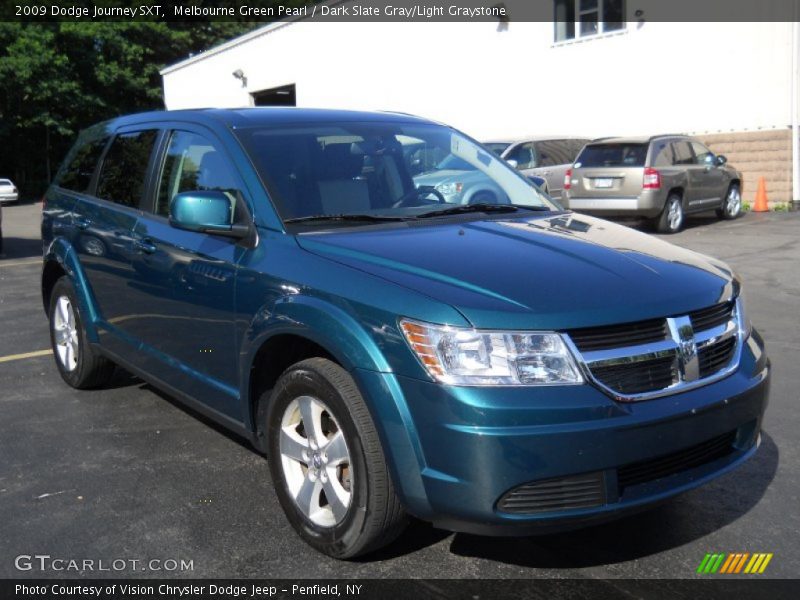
[652, 142, 674, 167]
[96, 130, 158, 208]
[690, 141, 714, 165]
[56, 137, 109, 193]
[535, 140, 573, 167]
[505, 143, 536, 170]
[672, 141, 695, 166]
[156, 131, 240, 217]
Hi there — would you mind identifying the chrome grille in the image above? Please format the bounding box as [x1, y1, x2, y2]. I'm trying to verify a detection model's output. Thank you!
[698, 336, 737, 378]
[690, 301, 735, 331]
[590, 355, 677, 395]
[569, 318, 668, 352]
[566, 299, 743, 401]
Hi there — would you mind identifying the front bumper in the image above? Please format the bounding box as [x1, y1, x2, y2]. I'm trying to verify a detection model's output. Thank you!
[0, 192, 18, 203]
[356, 330, 769, 534]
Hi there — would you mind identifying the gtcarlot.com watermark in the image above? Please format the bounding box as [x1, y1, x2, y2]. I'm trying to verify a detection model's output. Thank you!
[15, 554, 194, 573]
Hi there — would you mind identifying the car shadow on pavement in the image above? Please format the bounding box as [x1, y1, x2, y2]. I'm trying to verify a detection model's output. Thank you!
[0, 237, 42, 260]
[446, 432, 778, 569]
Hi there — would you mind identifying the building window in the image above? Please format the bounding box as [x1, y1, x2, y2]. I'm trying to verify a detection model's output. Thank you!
[554, 0, 625, 42]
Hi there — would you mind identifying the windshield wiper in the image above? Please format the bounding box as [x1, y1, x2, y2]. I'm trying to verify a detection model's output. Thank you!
[284, 213, 407, 224]
[416, 203, 550, 219]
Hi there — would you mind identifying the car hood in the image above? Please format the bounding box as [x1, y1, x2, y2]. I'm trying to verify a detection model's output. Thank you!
[296, 213, 737, 330]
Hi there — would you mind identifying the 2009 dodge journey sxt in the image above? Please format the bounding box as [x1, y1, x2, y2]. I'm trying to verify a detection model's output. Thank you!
[42, 108, 770, 558]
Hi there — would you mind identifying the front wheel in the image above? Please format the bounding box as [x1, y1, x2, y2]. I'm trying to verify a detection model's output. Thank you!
[716, 184, 742, 220]
[48, 277, 115, 389]
[265, 358, 408, 559]
[655, 194, 684, 234]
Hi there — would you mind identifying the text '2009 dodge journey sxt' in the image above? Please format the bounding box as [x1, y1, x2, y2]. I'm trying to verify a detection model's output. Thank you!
[42, 109, 770, 558]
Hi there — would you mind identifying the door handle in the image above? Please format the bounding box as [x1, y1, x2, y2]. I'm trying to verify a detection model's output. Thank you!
[134, 238, 157, 254]
[74, 217, 91, 230]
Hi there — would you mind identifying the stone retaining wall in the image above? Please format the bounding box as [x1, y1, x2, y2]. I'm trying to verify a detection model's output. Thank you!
[698, 129, 793, 205]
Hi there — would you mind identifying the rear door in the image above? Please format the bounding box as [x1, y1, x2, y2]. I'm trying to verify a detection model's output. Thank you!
[71, 127, 159, 359]
[125, 125, 245, 419]
[570, 142, 648, 200]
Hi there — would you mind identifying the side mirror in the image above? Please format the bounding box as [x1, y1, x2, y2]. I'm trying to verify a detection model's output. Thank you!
[169, 191, 249, 239]
[506, 159, 519, 169]
[716, 155, 727, 166]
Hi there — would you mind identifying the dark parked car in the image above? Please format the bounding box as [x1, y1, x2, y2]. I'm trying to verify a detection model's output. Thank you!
[42, 109, 769, 559]
[563, 135, 743, 233]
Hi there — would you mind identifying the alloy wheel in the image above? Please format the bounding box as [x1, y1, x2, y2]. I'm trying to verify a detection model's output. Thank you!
[726, 187, 741, 217]
[668, 199, 683, 231]
[279, 395, 352, 527]
[53, 295, 79, 371]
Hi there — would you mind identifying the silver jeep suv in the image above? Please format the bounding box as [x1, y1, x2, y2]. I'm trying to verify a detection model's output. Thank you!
[562, 135, 742, 233]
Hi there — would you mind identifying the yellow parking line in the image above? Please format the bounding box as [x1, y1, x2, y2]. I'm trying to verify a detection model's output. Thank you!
[0, 349, 52, 363]
[0, 258, 40, 268]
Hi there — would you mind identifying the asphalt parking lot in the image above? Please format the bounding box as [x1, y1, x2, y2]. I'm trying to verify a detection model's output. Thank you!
[1, 201, 798, 579]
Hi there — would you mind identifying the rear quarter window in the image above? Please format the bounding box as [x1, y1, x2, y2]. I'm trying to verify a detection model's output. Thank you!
[575, 143, 648, 168]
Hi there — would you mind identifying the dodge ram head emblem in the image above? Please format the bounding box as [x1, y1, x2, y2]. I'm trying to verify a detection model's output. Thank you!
[668, 316, 700, 382]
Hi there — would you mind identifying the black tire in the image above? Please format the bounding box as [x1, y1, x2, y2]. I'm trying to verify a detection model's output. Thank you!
[716, 183, 742, 220]
[48, 277, 115, 389]
[656, 194, 684, 234]
[265, 357, 408, 559]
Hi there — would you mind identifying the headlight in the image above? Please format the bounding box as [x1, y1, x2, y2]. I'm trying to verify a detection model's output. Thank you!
[435, 182, 463, 196]
[400, 319, 583, 386]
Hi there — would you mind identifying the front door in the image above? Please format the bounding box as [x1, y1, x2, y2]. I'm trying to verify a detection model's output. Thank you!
[690, 141, 727, 209]
[127, 128, 246, 420]
[672, 140, 706, 207]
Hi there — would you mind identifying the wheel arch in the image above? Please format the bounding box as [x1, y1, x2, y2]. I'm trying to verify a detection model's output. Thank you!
[241, 295, 429, 513]
[241, 294, 392, 445]
[42, 239, 101, 342]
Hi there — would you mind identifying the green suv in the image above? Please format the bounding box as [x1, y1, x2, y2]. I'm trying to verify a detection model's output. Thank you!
[562, 134, 743, 233]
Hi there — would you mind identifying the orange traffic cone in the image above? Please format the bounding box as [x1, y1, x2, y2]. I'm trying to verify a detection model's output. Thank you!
[753, 177, 769, 212]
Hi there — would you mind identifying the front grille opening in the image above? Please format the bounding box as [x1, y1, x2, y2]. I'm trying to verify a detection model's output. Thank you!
[689, 301, 735, 332]
[569, 318, 668, 352]
[591, 355, 677, 395]
[497, 471, 606, 514]
[617, 430, 737, 493]
[698, 337, 737, 378]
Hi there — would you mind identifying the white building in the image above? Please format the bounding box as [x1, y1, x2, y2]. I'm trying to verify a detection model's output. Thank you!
[161, 2, 800, 204]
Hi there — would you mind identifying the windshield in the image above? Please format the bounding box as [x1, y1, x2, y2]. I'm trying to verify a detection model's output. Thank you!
[575, 143, 648, 168]
[0, 179, 11, 186]
[235, 122, 553, 226]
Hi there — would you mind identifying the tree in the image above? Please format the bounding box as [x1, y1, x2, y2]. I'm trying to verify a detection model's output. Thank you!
[0, 20, 256, 196]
